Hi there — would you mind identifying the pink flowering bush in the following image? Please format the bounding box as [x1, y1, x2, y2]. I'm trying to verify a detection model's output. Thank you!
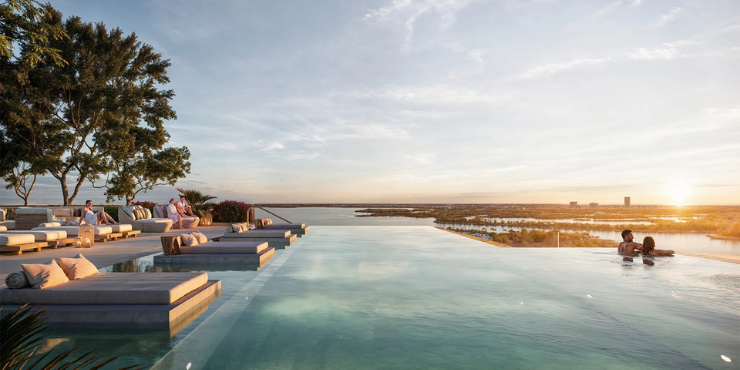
[212, 200, 251, 222]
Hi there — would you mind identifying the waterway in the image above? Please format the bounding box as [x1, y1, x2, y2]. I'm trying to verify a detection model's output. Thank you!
[255, 207, 740, 256]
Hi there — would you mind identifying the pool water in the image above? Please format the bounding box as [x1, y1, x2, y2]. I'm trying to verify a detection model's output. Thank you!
[43, 227, 738, 369]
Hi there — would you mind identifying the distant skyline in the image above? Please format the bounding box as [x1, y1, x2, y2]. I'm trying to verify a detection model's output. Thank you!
[1, 0, 739, 205]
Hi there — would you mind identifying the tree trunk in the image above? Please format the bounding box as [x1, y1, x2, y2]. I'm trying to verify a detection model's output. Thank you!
[59, 176, 70, 206]
[68, 176, 86, 205]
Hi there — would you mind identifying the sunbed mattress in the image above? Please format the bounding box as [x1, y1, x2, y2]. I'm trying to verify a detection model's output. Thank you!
[107, 224, 133, 232]
[181, 241, 268, 255]
[223, 230, 290, 238]
[0, 230, 67, 241]
[264, 223, 306, 229]
[0, 272, 208, 305]
[32, 226, 113, 236]
[0, 234, 35, 246]
[137, 218, 172, 224]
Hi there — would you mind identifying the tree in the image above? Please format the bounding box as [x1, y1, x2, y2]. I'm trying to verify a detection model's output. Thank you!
[93, 146, 191, 205]
[0, 0, 67, 69]
[1, 8, 177, 205]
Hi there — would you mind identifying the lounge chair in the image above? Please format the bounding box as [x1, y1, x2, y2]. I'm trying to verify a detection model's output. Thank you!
[32, 225, 117, 242]
[0, 234, 49, 255]
[152, 205, 200, 229]
[215, 222, 296, 248]
[118, 205, 173, 233]
[0, 270, 220, 326]
[38, 221, 140, 238]
[155, 234, 275, 265]
[0, 229, 76, 249]
[263, 222, 309, 235]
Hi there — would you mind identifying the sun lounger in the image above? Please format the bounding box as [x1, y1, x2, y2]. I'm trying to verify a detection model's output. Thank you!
[263, 223, 310, 235]
[155, 235, 275, 265]
[0, 234, 49, 255]
[0, 229, 76, 248]
[215, 228, 297, 249]
[0, 271, 220, 326]
[153, 205, 200, 229]
[32, 225, 117, 242]
[119, 205, 173, 233]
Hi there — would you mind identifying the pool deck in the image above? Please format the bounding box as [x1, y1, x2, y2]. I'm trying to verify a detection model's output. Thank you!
[0, 226, 227, 283]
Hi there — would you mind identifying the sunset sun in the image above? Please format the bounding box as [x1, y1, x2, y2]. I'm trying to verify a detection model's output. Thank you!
[667, 183, 692, 205]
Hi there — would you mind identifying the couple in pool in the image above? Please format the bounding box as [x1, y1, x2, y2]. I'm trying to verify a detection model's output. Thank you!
[618, 229, 674, 256]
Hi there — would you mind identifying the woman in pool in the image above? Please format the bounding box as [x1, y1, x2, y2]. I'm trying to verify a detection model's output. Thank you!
[78, 200, 118, 225]
[641, 236, 674, 256]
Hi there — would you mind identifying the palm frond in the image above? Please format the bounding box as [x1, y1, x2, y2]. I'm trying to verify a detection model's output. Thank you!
[0, 305, 146, 370]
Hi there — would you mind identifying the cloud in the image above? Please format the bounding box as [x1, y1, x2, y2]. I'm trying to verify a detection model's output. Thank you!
[593, 0, 622, 17]
[520, 58, 609, 78]
[263, 142, 285, 151]
[655, 7, 683, 27]
[364, 0, 477, 42]
[628, 47, 680, 60]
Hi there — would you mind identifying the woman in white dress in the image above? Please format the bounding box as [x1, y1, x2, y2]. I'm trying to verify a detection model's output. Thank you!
[77, 200, 118, 225]
[167, 198, 183, 229]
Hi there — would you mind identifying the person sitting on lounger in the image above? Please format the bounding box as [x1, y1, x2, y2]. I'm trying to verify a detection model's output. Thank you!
[641, 236, 674, 256]
[617, 229, 642, 255]
[177, 196, 194, 217]
[167, 198, 183, 229]
[78, 200, 118, 225]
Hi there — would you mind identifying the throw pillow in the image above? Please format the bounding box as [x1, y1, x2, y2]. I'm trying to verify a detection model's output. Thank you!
[191, 231, 208, 244]
[56, 254, 98, 280]
[145, 208, 152, 219]
[68, 220, 80, 226]
[22, 260, 70, 289]
[181, 233, 199, 247]
[263, 218, 273, 226]
[230, 223, 241, 233]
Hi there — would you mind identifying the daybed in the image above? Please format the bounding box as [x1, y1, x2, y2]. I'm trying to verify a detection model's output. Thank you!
[0, 233, 48, 255]
[0, 228, 75, 249]
[263, 223, 309, 235]
[215, 222, 297, 248]
[118, 205, 173, 233]
[0, 256, 220, 326]
[32, 225, 118, 242]
[155, 233, 275, 265]
[153, 205, 200, 229]
[38, 221, 140, 238]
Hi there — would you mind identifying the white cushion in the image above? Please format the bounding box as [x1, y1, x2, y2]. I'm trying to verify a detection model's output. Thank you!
[180, 233, 199, 246]
[0, 230, 67, 241]
[56, 254, 98, 280]
[0, 234, 36, 246]
[22, 260, 70, 289]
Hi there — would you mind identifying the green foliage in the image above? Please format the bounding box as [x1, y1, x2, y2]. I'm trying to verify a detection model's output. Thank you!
[0, 304, 144, 369]
[103, 205, 118, 222]
[96, 147, 191, 205]
[448, 228, 617, 248]
[0, 0, 68, 69]
[212, 200, 251, 223]
[176, 188, 217, 217]
[1, 6, 178, 206]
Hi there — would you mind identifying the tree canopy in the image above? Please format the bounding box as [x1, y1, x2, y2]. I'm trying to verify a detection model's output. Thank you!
[1, 5, 187, 205]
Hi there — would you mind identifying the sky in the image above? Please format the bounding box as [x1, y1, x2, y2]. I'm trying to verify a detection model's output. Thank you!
[1, 0, 739, 205]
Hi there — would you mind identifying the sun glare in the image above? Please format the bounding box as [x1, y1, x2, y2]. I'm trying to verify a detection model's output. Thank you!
[667, 183, 691, 205]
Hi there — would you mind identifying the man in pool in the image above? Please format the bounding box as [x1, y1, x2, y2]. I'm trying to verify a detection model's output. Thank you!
[617, 229, 642, 255]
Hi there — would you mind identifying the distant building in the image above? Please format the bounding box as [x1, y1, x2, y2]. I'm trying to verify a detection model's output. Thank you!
[624, 197, 630, 208]
[589, 203, 598, 208]
[570, 201, 578, 208]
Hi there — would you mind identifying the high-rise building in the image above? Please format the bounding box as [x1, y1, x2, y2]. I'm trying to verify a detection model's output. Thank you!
[624, 197, 630, 208]
[589, 203, 598, 208]
[570, 201, 578, 208]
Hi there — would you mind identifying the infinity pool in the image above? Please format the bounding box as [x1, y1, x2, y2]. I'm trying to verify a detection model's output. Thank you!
[45, 227, 739, 369]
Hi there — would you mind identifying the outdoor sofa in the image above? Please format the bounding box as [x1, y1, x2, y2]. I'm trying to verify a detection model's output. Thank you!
[152, 205, 200, 229]
[0, 254, 221, 326]
[118, 205, 173, 233]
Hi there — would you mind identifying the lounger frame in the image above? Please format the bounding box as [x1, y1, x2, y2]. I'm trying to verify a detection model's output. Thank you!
[0, 242, 50, 255]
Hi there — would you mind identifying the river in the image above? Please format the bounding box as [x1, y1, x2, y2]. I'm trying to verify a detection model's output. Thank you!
[255, 207, 740, 256]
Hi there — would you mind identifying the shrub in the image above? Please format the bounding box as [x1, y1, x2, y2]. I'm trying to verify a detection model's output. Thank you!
[212, 200, 251, 223]
[104, 205, 119, 222]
